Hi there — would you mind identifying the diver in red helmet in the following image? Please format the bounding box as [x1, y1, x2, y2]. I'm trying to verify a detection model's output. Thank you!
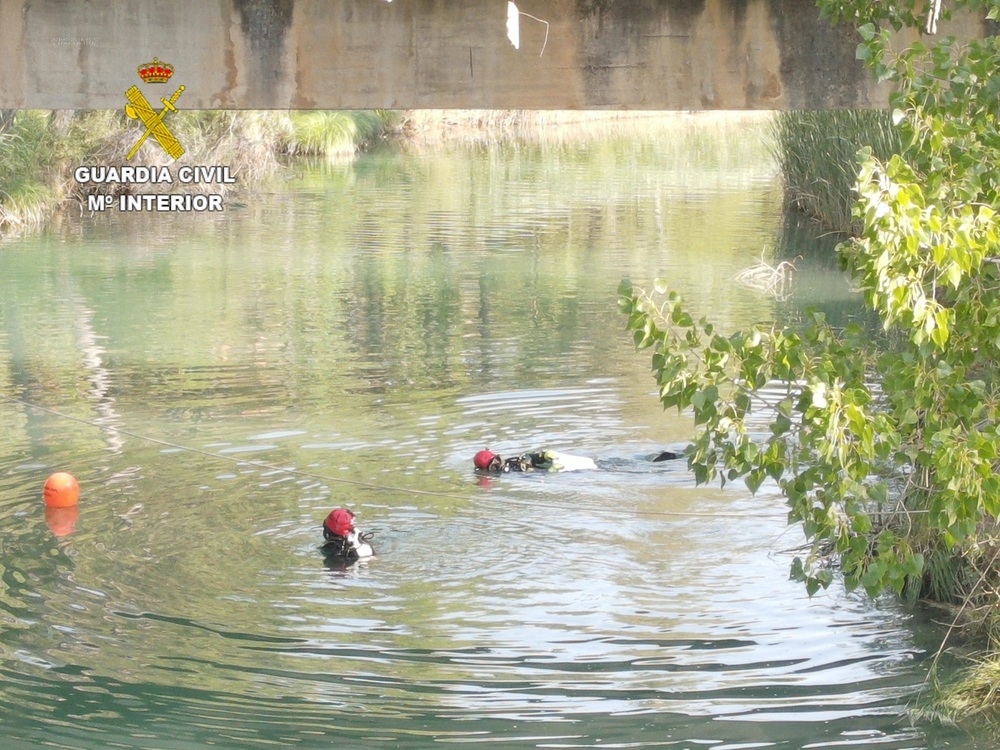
[473, 448, 681, 473]
[472, 448, 598, 472]
[321, 508, 374, 563]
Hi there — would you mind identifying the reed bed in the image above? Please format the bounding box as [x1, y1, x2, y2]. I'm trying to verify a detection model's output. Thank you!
[3, 108, 774, 235]
[0, 111, 62, 232]
[400, 109, 774, 150]
[0, 109, 398, 234]
[770, 109, 901, 234]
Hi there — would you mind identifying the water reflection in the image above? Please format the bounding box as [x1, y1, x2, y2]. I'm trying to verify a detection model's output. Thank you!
[0, 119, 983, 748]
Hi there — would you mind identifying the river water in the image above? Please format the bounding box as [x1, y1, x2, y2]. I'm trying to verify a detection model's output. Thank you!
[0, 117, 988, 748]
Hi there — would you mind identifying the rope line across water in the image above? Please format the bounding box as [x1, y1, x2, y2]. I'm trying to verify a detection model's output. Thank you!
[0, 392, 905, 521]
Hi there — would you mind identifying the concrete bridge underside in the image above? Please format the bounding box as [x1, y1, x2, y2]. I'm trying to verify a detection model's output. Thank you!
[0, 0, 989, 111]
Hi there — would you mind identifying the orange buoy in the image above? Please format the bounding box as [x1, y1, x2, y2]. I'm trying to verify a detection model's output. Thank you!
[45, 505, 80, 537]
[43, 472, 80, 508]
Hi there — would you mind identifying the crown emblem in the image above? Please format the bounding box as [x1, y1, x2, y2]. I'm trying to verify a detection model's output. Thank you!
[137, 57, 173, 84]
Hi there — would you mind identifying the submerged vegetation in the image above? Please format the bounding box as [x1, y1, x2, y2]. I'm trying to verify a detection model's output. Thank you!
[0, 109, 398, 235]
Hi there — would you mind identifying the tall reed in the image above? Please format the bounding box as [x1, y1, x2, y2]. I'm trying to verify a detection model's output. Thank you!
[400, 110, 774, 151]
[0, 111, 61, 231]
[770, 109, 901, 234]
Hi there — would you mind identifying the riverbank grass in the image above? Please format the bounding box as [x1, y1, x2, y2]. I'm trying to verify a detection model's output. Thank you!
[0, 109, 400, 234]
[0, 111, 61, 230]
[916, 653, 1000, 728]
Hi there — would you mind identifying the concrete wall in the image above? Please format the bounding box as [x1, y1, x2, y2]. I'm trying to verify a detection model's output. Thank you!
[0, 0, 988, 110]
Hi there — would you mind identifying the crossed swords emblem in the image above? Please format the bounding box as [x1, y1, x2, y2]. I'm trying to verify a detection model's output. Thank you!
[124, 84, 185, 161]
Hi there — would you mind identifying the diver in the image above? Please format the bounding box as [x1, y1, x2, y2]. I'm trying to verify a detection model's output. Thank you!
[321, 508, 374, 563]
[472, 448, 682, 474]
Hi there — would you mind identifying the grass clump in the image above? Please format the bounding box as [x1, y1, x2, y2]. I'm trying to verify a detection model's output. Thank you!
[917, 654, 1000, 728]
[172, 111, 294, 182]
[937, 657, 1000, 722]
[284, 110, 397, 159]
[770, 109, 901, 234]
[905, 531, 1000, 725]
[0, 111, 62, 231]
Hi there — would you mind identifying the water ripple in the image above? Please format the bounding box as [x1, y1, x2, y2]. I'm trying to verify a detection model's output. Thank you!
[0, 134, 975, 750]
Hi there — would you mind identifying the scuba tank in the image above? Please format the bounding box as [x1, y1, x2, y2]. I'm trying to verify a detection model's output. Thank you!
[345, 528, 374, 559]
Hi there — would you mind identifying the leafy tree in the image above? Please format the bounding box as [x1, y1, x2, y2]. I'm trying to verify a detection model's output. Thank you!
[620, 0, 1000, 599]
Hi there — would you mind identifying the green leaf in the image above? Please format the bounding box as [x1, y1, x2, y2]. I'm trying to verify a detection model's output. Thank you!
[745, 469, 765, 494]
[945, 263, 962, 288]
[771, 413, 792, 436]
[789, 557, 805, 582]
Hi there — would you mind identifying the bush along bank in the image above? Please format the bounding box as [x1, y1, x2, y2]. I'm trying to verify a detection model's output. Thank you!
[0, 109, 399, 235]
[624, 0, 1000, 725]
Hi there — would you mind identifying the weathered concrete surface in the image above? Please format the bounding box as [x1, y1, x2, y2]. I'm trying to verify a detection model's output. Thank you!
[0, 0, 988, 110]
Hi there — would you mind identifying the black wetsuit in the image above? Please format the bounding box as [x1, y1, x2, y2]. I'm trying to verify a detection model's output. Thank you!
[322, 535, 363, 562]
[500, 452, 551, 472]
[652, 450, 682, 462]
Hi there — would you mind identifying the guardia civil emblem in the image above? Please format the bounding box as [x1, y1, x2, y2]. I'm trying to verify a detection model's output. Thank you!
[124, 57, 185, 161]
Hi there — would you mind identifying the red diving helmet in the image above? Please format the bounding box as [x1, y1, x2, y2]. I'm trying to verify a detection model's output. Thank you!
[324, 508, 356, 538]
[474, 449, 501, 472]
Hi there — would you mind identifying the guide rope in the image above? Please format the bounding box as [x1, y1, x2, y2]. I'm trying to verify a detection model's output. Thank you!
[0, 392, 926, 521]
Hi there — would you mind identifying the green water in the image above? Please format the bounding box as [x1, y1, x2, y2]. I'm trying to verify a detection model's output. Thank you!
[0, 121, 988, 748]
